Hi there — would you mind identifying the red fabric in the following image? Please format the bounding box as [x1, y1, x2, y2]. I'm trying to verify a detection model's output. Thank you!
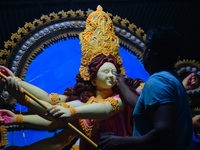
[123, 104, 134, 136]
[81, 105, 132, 150]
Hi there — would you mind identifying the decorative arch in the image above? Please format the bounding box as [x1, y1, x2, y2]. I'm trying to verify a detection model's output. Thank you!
[0, 8, 146, 78]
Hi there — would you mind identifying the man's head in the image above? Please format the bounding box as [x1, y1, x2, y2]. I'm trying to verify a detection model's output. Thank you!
[142, 26, 181, 74]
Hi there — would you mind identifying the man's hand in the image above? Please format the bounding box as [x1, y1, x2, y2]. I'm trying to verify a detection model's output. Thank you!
[116, 74, 126, 86]
[98, 135, 124, 150]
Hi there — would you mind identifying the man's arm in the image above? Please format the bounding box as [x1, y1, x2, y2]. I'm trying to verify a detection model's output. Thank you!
[117, 74, 139, 107]
[98, 104, 176, 150]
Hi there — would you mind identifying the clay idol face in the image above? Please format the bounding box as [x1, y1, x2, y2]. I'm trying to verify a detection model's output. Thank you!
[95, 62, 117, 89]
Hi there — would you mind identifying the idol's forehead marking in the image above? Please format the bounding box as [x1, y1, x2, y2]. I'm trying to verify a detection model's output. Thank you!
[108, 64, 114, 69]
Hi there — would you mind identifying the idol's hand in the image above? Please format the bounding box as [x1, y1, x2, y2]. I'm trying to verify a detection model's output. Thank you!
[0, 109, 16, 125]
[0, 66, 15, 81]
[193, 115, 200, 128]
[0, 66, 15, 92]
[5, 76, 26, 105]
[47, 105, 72, 120]
[182, 73, 197, 90]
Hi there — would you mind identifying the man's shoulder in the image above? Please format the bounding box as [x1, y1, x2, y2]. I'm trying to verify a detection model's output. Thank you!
[146, 71, 177, 87]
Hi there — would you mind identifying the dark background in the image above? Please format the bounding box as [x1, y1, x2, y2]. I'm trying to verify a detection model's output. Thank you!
[0, 0, 200, 61]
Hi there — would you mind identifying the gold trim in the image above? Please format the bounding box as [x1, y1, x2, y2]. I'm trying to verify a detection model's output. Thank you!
[0, 125, 7, 147]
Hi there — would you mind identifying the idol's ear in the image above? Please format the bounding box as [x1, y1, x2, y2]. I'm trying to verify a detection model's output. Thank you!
[91, 79, 96, 86]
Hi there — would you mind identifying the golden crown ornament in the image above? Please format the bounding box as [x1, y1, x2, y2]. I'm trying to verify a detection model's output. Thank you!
[79, 5, 125, 81]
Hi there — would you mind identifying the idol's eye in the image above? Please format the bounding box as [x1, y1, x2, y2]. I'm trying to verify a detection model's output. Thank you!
[102, 69, 109, 74]
[112, 71, 117, 76]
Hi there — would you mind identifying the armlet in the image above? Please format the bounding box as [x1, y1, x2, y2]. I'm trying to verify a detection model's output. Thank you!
[50, 93, 60, 105]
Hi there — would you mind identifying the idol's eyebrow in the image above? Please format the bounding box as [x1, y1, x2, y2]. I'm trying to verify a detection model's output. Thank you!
[112, 72, 118, 76]
[101, 67, 113, 70]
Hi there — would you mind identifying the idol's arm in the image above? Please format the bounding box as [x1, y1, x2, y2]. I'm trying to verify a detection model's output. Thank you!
[20, 81, 67, 103]
[0, 109, 65, 130]
[0, 65, 67, 103]
[48, 97, 124, 120]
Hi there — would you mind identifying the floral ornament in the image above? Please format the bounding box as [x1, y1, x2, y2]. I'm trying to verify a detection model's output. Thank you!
[79, 5, 125, 81]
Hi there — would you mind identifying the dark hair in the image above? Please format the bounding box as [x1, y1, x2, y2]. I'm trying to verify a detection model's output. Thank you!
[146, 26, 181, 66]
[64, 54, 141, 102]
